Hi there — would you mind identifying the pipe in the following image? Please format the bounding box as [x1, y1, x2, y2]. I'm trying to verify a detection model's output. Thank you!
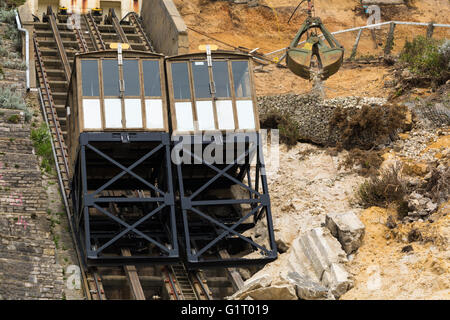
[15, 10, 30, 91]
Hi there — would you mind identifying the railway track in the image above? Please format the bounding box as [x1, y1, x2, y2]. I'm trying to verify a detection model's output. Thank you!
[33, 7, 240, 300]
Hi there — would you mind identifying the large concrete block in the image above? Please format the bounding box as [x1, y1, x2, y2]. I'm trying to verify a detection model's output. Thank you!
[325, 212, 365, 254]
[322, 263, 353, 298]
[234, 284, 298, 300]
[285, 272, 335, 300]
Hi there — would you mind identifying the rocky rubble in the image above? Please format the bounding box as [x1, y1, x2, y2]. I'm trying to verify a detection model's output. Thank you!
[325, 211, 365, 254]
[258, 94, 389, 146]
[230, 222, 365, 300]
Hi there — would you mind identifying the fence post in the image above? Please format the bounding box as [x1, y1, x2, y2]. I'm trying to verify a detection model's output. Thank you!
[349, 28, 363, 60]
[426, 22, 435, 38]
[384, 22, 396, 55]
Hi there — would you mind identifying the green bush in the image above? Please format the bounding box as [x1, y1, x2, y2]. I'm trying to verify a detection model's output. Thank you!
[7, 114, 20, 123]
[2, 60, 26, 70]
[0, 86, 31, 121]
[400, 36, 450, 83]
[31, 123, 54, 174]
[0, 7, 16, 24]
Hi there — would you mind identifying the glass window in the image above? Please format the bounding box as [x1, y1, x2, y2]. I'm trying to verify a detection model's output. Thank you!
[191, 61, 211, 99]
[102, 59, 120, 96]
[81, 60, 99, 96]
[232, 61, 252, 98]
[143, 60, 162, 97]
[212, 61, 231, 98]
[123, 60, 141, 96]
[171, 62, 191, 100]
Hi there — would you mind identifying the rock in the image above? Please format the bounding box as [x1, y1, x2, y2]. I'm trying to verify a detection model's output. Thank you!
[258, 94, 389, 146]
[230, 184, 252, 217]
[322, 263, 353, 298]
[285, 272, 335, 300]
[235, 284, 298, 300]
[325, 212, 365, 254]
[426, 201, 438, 213]
[386, 215, 397, 229]
[401, 245, 414, 253]
[228, 273, 272, 300]
[402, 162, 429, 176]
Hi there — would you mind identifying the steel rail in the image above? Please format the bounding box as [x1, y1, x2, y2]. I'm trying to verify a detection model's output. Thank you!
[87, 12, 106, 50]
[127, 12, 155, 52]
[33, 34, 70, 194]
[47, 8, 71, 81]
[109, 9, 129, 45]
[71, 15, 89, 53]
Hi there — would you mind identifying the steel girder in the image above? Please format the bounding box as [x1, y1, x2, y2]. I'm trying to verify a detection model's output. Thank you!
[174, 133, 277, 268]
[72, 132, 179, 266]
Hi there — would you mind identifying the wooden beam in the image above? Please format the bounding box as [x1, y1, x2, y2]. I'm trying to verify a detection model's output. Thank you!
[219, 250, 245, 291]
[121, 249, 146, 300]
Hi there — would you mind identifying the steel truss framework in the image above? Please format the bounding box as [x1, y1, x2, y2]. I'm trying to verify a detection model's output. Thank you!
[72, 132, 179, 266]
[174, 133, 278, 268]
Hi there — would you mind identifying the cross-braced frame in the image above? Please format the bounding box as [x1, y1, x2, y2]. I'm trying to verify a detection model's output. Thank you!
[174, 132, 277, 268]
[72, 132, 179, 266]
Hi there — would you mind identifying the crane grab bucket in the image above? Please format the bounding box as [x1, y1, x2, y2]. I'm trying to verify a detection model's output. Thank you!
[287, 16, 344, 80]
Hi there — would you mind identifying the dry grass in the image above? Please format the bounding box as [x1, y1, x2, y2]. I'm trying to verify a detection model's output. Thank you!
[330, 104, 407, 150]
[357, 165, 409, 213]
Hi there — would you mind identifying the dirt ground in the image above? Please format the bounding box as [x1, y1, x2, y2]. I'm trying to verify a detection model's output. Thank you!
[342, 205, 450, 300]
[174, 0, 450, 98]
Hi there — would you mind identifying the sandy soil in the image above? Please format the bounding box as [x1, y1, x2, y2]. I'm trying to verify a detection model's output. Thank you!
[174, 0, 449, 98]
[342, 205, 450, 300]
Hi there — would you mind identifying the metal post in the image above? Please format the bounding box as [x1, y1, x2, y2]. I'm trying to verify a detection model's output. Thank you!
[384, 22, 396, 55]
[426, 22, 435, 38]
[350, 28, 363, 60]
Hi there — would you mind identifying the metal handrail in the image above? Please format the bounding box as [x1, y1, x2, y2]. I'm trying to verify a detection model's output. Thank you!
[265, 20, 450, 56]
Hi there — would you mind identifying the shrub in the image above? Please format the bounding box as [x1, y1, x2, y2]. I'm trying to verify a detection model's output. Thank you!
[0, 86, 31, 121]
[357, 165, 408, 209]
[330, 104, 407, 150]
[31, 123, 54, 174]
[342, 148, 384, 177]
[400, 36, 450, 84]
[0, 7, 16, 24]
[260, 108, 301, 146]
[7, 114, 20, 123]
[2, 60, 26, 70]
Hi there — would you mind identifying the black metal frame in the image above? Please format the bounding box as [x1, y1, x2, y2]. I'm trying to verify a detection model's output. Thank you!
[174, 133, 277, 268]
[72, 132, 179, 266]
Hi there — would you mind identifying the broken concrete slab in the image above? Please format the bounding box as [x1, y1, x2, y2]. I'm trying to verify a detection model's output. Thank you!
[285, 272, 335, 300]
[322, 263, 354, 298]
[229, 273, 272, 300]
[234, 284, 298, 300]
[325, 211, 365, 254]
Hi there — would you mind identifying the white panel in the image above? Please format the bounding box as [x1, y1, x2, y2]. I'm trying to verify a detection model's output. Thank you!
[236, 100, 256, 129]
[82, 99, 102, 129]
[216, 100, 235, 130]
[175, 102, 194, 131]
[125, 99, 143, 128]
[145, 99, 164, 129]
[104, 99, 122, 128]
[196, 101, 215, 131]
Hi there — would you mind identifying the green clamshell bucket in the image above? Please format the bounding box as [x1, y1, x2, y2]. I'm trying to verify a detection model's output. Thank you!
[287, 17, 344, 80]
